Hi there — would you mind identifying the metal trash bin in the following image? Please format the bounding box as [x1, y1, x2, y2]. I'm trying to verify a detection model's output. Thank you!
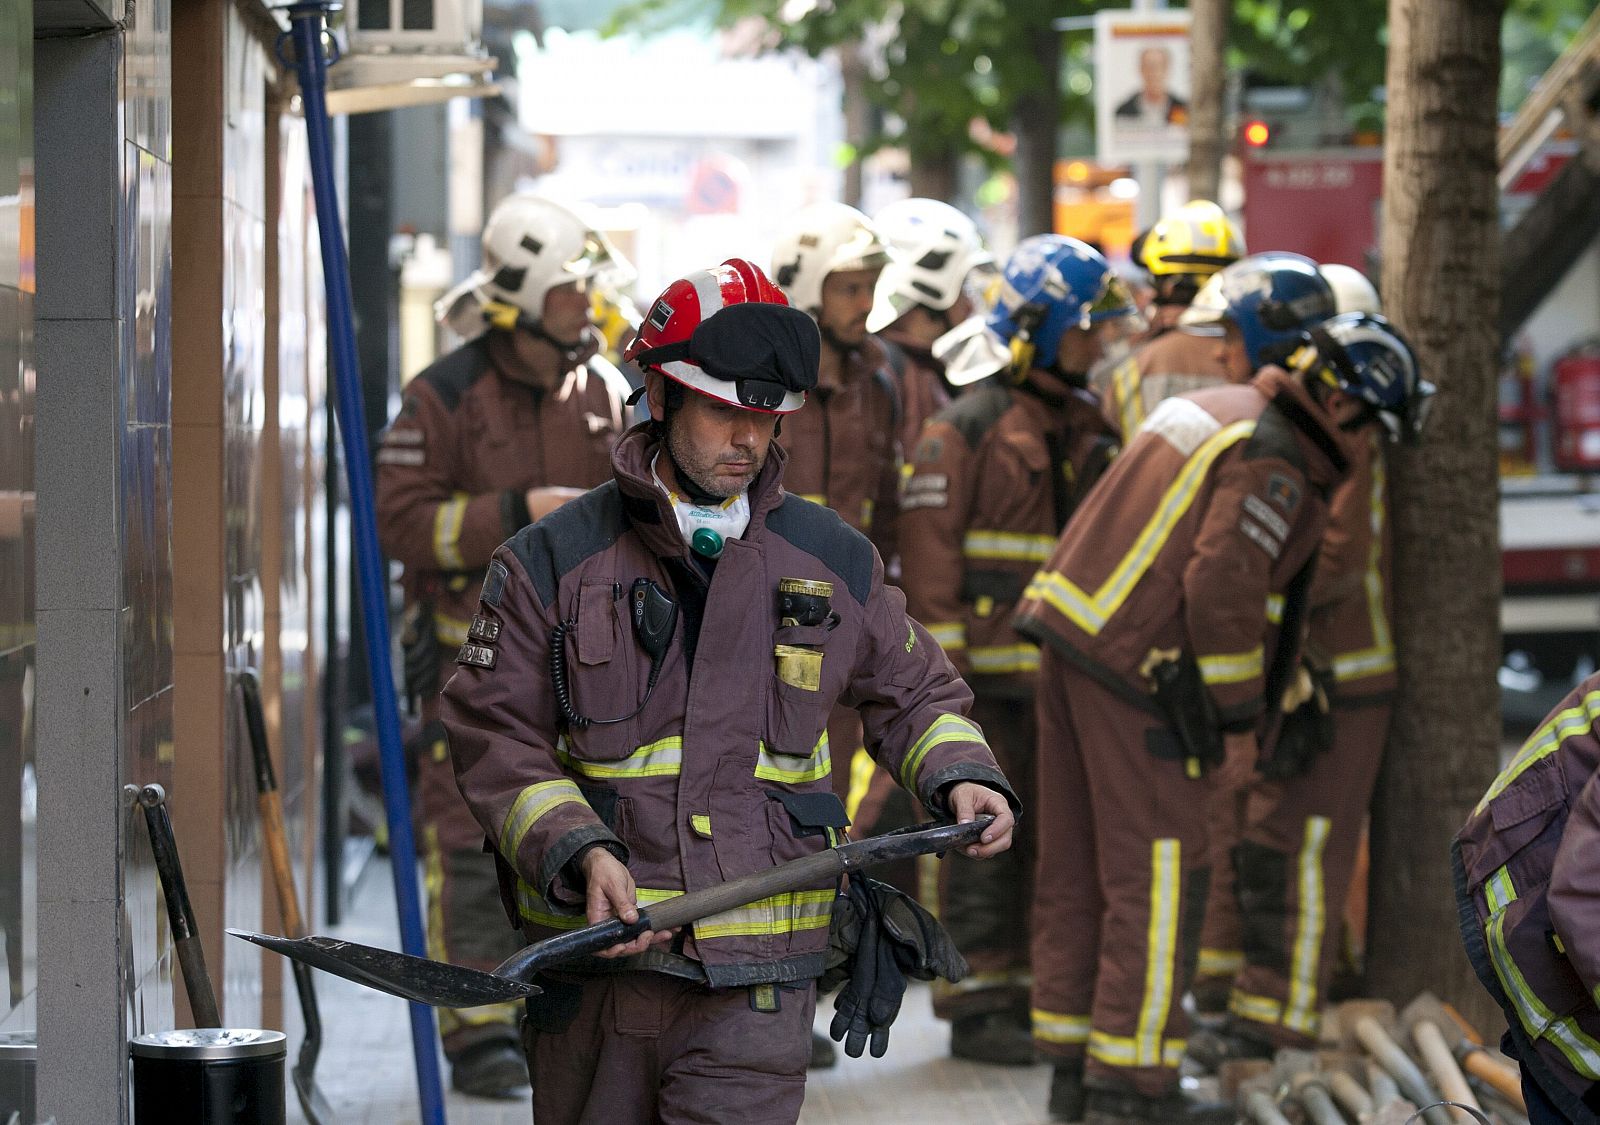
[131, 1029, 286, 1125]
[0, 1032, 36, 1125]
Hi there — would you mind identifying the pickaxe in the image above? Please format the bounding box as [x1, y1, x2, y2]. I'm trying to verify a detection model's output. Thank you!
[231, 816, 992, 1008]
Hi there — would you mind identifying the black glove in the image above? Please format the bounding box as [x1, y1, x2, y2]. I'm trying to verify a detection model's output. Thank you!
[1261, 660, 1336, 780]
[400, 601, 440, 712]
[825, 876, 968, 1059]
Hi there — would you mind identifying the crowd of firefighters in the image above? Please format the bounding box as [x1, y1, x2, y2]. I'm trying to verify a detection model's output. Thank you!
[368, 188, 1464, 1125]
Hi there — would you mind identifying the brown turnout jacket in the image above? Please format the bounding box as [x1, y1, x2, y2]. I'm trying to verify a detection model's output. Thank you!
[899, 373, 1118, 696]
[1095, 326, 1235, 446]
[1456, 674, 1600, 1119]
[877, 326, 954, 461]
[1014, 367, 1351, 733]
[441, 427, 1015, 987]
[376, 330, 629, 650]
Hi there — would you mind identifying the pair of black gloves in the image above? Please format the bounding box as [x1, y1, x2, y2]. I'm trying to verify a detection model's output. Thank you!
[818, 875, 968, 1059]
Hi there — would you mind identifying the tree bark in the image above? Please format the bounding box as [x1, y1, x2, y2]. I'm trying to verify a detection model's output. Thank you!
[840, 45, 870, 209]
[1371, 0, 1504, 1034]
[1012, 22, 1061, 237]
[909, 145, 960, 203]
[1186, 0, 1228, 203]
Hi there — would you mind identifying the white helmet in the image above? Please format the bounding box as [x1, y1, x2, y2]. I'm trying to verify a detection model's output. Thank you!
[1320, 263, 1382, 315]
[434, 194, 632, 333]
[769, 201, 893, 316]
[866, 198, 993, 333]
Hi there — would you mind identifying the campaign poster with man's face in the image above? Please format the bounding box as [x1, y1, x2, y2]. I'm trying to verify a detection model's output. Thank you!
[1095, 11, 1193, 164]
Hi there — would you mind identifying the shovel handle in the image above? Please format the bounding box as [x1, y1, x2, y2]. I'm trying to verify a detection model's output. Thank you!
[1414, 1020, 1480, 1112]
[1357, 1016, 1454, 1125]
[240, 672, 308, 939]
[1461, 1048, 1526, 1113]
[139, 784, 223, 1029]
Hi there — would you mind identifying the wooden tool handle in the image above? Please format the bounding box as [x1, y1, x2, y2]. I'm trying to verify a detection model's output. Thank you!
[1328, 1070, 1374, 1117]
[259, 790, 307, 938]
[1242, 1089, 1293, 1125]
[1462, 1048, 1527, 1113]
[1414, 1020, 1481, 1111]
[1356, 1016, 1453, 1125]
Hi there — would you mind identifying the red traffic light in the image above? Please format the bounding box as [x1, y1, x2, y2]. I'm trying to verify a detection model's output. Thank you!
[1244, 120, 1272, 147]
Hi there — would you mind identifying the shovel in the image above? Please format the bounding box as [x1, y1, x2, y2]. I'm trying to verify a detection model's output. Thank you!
[239, 672, 333, 1125]
[232, 815, 992, 1008]
[138, 783, 222, 1029]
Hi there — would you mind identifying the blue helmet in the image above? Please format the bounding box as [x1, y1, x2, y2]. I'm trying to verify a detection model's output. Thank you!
[1309, 312, 1436, 444]
[987, 235, 1139, 372]
[1180, 251, 1336, 369]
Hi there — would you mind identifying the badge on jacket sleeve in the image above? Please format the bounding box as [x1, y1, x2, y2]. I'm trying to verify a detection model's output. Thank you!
[1266, 473, 1301, 515]
[457, 642, 497, 669]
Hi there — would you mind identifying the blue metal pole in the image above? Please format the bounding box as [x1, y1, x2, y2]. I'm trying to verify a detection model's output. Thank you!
[282, 6, 447, 1122]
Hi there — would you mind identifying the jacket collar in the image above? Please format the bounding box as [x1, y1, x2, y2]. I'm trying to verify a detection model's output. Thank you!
[609, 423, 791, 559]
[1253, 365, 1352, 488]
[488, 326, 600, 394]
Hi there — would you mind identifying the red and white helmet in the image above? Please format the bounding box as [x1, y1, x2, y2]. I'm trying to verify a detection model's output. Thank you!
[624, 259, 818, 414]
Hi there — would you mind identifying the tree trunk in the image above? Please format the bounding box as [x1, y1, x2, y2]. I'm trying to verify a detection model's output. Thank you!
[909, 145, 960, 203]
[1186, 0, 1228, 203]
[1012, 22, 1061, 237]
[840, 45, 870, 209]
[1370, 0, 1503, 1035]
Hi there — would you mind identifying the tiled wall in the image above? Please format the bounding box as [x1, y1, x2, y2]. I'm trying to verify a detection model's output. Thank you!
[0, 0, 34, 1037]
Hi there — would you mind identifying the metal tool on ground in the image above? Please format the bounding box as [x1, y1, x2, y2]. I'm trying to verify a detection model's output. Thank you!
[1368, 1058, 1403, 1108]
[232, 817, 994, 1008]
[1327, 1065, 1374, 1119]
[1339, 1000, 1453, 1125]
[1238, 1075, 1294, 1125]
[1273, 1050, 1346, 1125]
[1400, 992, 1526, 1114]
[1404, 1104, 1491, 1125]
[137, 783, 222, 1029]
[239, 671, 332, 1125]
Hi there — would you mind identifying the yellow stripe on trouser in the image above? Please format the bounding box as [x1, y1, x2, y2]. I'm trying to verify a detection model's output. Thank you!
[1033, 1009, 1091, 1044]
[1197, 646, 1263, 686]
[968, 644, 1041, 674]
[1088, 1030, 1186, 1069]
[1198, 948, 1243, 976]
[1284, 816, 1331, 1036]
[424, 826, 515, 1036]
[1230, 990, 1283, 1024]
[1265, 595, 1284, 624]
[432, 493, 469, 570]
[1135, 839, 1181, 1067]
[899, 713, 987, 790]
[693, 890, 834, 940]
[756, 733, 831, 784]
[558, 735, 685, 779]
[1480, 687, 1600, 811]
[1022, 421, 1257, 636]
[1483, 875, 1600, 1079]
[845, 747, 875, 823]
[963, 530, 1057, 562]
[500, 779, 587, 859]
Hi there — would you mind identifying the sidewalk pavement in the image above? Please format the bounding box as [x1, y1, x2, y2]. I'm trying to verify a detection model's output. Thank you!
[281, 855, 1053, 1124]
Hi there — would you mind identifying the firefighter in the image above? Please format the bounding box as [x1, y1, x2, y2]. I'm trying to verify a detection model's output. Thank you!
[1095, 200, 1246, 445]
[440, 258, 1019, 1124]
[1457, 673, 1600, 1125]
[375, 193, 633, 1097]
[1186, 312, 1433, 1067]
[868, 197, 994, 456]
[899, 235, 1136, 1065]
[1014, 255, 1426, 1124]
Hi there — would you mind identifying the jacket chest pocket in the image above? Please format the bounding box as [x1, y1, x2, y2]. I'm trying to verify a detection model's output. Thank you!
[767, 622, 833, 758]
[557, 579, 640, 763]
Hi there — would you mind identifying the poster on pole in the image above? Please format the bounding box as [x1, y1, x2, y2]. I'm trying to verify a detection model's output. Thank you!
[1094, 9, 1193, 165]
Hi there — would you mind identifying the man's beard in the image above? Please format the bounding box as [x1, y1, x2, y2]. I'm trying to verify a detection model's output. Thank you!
[665, 418, 764, 500]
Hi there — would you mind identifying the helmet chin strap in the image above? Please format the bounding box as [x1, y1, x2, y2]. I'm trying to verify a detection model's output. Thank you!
[517, 314, 588, 361]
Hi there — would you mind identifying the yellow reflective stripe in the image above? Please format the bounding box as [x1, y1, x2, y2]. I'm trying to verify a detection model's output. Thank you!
[1229, 989, 1284, 1025]
[693, 889, 834, 940]
[1363, 444, 1393, 661]
[1113, 357, 1145, 442]
[1022, 421, 1257, 636]
[1333, 646, 1397, 682]
[1088, 1030, 1186, 1068]
[1284, 816, 1330, 1036]
[797, 493, 826, 505]
[517, 882, 682, 929]
[435, 611, 472, 647]
[1197, 646, 1264, 686]
[1197, 948, 1244, 976]
[967, 643, 1041, 674]
[845, 747, 875, 822]
[1486, 905, 1600, 1078]
[691, 814, 712, 838]
[1485, 866, 1517, 915]
[1265, 595, 1284, 624]
[755, 732, 831, 784]
[937, 969, 1031, 997]
[861, 498, 875, 530]
[1032, 1009, 1091, 1044]
[926, 622, 968, 650]
[558, 735, 684, 779]
[1137, 840, 1181, 1067]
[1479, 686, 1600, 811]
[900, 713, 987, 790]
[962, 530, 1057, 562]
[500, 779, 586, 858]
[432, 493, 470, 569]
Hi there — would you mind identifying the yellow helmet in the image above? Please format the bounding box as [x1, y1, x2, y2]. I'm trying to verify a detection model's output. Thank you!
[1138, 200, 1245, 278]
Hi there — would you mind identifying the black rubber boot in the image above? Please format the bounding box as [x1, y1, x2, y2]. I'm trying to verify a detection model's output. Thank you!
[450, 1038, 530, 1099]
[1048, 1058, 1087, 1122]
[950, 1010, 1038, 1066]
[809, 1029, 838, 1069]
[1184, 1017, 1276, 1073]
[1083, 1086, 1237, 1124]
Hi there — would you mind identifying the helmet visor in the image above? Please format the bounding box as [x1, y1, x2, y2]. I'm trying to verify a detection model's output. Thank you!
[933, 315, 1013, 387]
[565, 231, 635, 291]
[634, 302, 820, 411]
[1085, 273, 1140, 325]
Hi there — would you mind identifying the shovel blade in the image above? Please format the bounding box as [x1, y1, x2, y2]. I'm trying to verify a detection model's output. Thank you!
[229, 930, 542, 1008]
[292, 1069, 335, 1125]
